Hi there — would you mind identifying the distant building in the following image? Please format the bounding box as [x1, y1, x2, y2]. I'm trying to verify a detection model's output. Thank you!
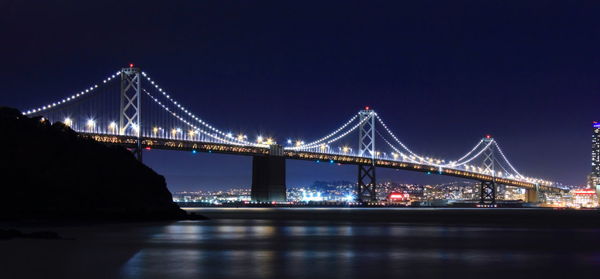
[589, 122, 600, 201]
[593, 122, 600, 175]
[571, 189, 599, 208]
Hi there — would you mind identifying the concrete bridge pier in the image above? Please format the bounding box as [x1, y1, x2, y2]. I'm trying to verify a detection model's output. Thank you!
[525, 188, 539, 203]
[251, 155, 287, 202]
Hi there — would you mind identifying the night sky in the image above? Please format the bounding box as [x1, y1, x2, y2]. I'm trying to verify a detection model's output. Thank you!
[2, 1, 599, 191]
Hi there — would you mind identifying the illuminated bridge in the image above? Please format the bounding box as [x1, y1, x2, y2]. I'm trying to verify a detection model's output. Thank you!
[23, 66, 567, 204]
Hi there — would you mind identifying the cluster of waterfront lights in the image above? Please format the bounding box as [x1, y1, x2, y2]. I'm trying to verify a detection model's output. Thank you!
[297, 191, 355, 203]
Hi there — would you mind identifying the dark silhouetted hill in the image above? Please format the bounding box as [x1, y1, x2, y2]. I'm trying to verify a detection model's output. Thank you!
[0, 107, 188, 220]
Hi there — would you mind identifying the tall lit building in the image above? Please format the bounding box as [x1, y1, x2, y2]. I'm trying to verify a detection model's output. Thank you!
[593, 122, 600, 175]
[589, 121, 600, 203]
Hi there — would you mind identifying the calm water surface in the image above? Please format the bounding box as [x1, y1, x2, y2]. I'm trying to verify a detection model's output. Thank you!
[3, 208, 600, 279]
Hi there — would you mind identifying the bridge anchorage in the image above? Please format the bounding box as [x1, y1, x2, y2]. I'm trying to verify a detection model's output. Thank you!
[23, 65, 567, 204]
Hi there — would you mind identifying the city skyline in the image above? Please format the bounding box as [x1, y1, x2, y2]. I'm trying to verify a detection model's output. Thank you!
[3, 1, 599, 189]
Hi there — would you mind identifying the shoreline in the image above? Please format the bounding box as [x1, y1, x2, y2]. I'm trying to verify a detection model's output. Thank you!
[185, 207, 600, 227]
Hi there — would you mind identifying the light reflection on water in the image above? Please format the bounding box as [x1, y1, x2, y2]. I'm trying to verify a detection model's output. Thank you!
[119, 219, 600, 279]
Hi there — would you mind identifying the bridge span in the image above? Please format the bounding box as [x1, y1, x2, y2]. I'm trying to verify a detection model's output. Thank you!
[24, 66, 567, 204]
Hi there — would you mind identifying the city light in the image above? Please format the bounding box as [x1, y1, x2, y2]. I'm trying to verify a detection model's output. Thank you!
[301, 191, 323, 202]
[64, 117, 72, 126]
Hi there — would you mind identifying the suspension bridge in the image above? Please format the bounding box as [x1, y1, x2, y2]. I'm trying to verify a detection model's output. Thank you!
[23, 65, 567, 204]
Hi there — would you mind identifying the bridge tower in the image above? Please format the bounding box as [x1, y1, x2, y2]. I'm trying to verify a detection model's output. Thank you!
[480, 136, 496, 204]
[357, 108, 377, 202]
[120, 66, 143, 161]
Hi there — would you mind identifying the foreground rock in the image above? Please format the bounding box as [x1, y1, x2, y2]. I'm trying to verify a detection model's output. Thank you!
[0, 107, 191, 221]
[0, 229, 62, 240]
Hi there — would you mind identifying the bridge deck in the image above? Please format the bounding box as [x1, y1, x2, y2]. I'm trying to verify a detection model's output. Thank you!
[83, 134, 563, 193]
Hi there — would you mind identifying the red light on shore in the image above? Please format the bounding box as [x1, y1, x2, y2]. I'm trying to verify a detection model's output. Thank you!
[145, 147, 152, 150]
[574, 190, 596, 195]
[388, 192, 410, 200]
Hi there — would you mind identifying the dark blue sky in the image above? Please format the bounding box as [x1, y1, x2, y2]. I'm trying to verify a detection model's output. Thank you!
[2, 1, 599, 190]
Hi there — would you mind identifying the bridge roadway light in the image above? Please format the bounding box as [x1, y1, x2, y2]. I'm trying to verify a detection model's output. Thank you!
[257, 136, 263, 143]
[86, 119, 95, 131]
[64, 117, 72, 127]
[109, 122, 117, 132]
